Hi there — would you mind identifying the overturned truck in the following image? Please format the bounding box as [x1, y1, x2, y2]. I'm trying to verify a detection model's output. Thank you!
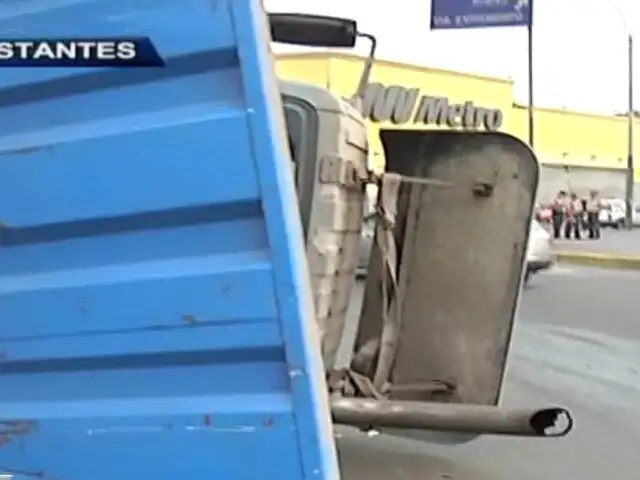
[0, 3, 571, 479]
[272, 12, 572, 441]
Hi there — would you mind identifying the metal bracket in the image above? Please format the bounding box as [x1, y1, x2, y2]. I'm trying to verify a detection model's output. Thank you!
[319, 155, 366, 188]
[472, 169, 499, 197]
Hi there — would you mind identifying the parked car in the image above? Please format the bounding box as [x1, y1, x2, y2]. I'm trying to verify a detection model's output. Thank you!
[534, 203, 553, 224]
[598, 198, 640, 228]
[599, 198, 627, 228]
[524, 219, 555, 284]
[357, 218, 554, 283]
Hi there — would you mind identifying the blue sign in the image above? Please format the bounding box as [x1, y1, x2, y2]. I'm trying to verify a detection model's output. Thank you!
[430, 0, 531, 29]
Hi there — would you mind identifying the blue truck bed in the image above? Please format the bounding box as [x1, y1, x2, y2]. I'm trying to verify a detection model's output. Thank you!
[0, 0, 338, 478]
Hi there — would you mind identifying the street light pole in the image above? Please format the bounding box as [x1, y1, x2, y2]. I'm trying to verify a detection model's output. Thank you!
[625, 33, 634, 229]
[601, 0, 634, 228]
[527, 21, 534, 148]
[604, 0, 635, 229]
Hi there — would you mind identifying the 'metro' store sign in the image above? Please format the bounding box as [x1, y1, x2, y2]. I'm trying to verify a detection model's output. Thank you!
[361, 82, 503, 131]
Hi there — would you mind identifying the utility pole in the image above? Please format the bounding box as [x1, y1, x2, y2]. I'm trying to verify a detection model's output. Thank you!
[603, 0, 634, 229]
[527, 20, 534, 148]
[625, 33, 634, 229]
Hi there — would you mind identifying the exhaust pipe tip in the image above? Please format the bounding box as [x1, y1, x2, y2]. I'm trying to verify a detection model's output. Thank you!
[530, 407, 573, 437]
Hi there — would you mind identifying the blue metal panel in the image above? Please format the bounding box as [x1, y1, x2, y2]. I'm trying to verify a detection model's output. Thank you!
[0, 0, 338, 478]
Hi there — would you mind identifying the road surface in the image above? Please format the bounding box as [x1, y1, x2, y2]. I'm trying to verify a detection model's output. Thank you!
[336, 265, 640, 479]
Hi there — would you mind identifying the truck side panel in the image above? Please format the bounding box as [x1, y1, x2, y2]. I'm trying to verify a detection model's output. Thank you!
[0, 1, 337, 478]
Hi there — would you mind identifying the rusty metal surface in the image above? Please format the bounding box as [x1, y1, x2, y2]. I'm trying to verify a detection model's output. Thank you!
[356, 131, 539, 406]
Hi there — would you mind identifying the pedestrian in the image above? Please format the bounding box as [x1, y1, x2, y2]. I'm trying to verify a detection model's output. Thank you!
[586, 190, 602, 239]
[564, 193, 583, 240]
[551, 191, 567, 239]
[580, 197, 589, 230]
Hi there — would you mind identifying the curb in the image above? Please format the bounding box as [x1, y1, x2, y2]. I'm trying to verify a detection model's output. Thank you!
[555, 251, 640, 270]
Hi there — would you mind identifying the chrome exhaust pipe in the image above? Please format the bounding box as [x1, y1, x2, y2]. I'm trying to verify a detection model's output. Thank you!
[331, 397, 573, 437]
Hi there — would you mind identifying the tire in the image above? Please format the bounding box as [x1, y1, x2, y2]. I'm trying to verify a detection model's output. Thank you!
[524, 269, 532, 285]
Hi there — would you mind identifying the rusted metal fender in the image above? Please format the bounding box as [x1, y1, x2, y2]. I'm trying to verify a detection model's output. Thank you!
[356, 130, 540, 407]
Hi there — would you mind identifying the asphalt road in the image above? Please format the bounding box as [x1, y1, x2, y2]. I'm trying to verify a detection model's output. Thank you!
[335, 265, 640, 479]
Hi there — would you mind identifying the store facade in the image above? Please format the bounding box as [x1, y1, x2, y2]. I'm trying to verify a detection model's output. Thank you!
[276, 52, 640, 202]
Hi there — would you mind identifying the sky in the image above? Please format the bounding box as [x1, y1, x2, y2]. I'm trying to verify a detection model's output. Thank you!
[265, 0, 638, 115]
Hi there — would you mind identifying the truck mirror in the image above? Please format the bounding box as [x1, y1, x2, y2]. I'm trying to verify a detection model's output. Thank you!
[268, 13, 357, 48]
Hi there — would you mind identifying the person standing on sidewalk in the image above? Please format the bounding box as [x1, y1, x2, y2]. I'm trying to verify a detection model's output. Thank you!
[564, 193, 583, 240]
[586, 190, 602, 239]
[580, 197, 589, 230]
[551, 190, 567, 239]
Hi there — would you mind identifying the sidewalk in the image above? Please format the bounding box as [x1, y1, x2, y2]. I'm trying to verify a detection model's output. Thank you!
[554, 229, 640, 256]
[552, 229, 640, 269]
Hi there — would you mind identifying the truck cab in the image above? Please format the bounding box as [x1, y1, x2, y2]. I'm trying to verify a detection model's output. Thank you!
[281, 80, 368, 370]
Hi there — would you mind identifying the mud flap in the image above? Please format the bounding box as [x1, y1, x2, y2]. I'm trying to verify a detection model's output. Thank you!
[355, 130, 539, 407]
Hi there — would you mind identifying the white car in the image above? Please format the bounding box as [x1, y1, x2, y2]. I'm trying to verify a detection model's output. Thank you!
[524, 219, 555, 283]
[598, 199, 626, 228]
[598, 198, 640, 228]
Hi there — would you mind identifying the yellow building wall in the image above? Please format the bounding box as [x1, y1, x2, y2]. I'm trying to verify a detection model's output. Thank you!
[276, 53, 640, 180]
[510, 105, 631, 170]
[275, 55, 330, 90]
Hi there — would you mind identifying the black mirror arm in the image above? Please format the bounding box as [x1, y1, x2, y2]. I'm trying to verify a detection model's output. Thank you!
[347, 31, 378, 113]
[353, 32, 377, 102]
